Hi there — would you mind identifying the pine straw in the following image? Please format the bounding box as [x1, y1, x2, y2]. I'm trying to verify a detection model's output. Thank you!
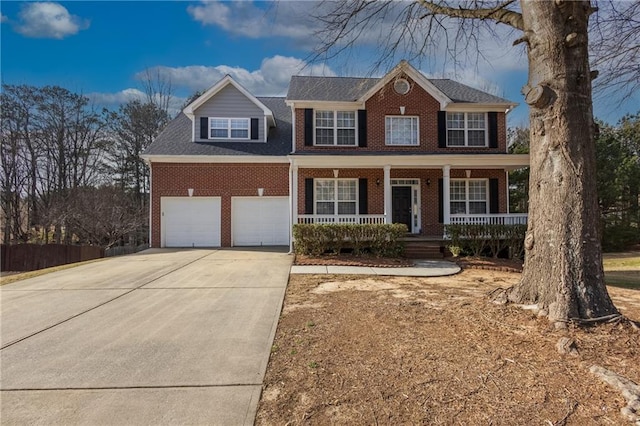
[257, 270, 640, 425]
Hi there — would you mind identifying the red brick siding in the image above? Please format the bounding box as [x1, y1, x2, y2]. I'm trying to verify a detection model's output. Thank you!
[294, 75, 507, 153]
[150, 163, 289, 247]
[297, 168, 507, 236]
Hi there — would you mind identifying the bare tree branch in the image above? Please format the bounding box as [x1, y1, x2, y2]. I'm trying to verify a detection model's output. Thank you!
[417, 0, 523, 30]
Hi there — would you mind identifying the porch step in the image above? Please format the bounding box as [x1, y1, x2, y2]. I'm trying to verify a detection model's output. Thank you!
[403, 242, 444, 259]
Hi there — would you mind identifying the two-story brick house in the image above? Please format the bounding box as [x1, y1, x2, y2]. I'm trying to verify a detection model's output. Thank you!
[142, 61, 529, 249]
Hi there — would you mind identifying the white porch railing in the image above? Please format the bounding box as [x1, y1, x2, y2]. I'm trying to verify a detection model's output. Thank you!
[449, 213, 528, 225]
[298, 214, 386, 225]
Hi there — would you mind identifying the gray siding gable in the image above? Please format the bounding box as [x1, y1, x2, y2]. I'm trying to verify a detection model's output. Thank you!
[195, 84, 266, 142]
[143, 97, 291, 157]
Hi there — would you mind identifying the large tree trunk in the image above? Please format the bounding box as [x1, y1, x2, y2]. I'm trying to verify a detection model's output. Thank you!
[508, 0, 618, 321]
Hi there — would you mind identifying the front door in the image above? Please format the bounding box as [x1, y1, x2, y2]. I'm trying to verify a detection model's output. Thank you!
[392, 186, 412, 231]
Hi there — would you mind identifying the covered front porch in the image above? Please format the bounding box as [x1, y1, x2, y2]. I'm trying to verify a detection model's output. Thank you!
[290, 154, 529, 236]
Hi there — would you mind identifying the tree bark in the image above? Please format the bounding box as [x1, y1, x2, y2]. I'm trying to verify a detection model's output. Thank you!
[508, 0, 618, 321]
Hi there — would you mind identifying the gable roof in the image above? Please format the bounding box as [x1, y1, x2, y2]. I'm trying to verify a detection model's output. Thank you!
[183, 75, 275, 126]
[287, 60, 514, 108]
[143, 97, 291, 158]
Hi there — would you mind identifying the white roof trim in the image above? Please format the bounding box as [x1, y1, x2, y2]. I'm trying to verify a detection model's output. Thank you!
[289, 154, 529, 170]
[358, 60, 452, 110]
[182, 75, 275, 126]
[142, 154, 289, 164]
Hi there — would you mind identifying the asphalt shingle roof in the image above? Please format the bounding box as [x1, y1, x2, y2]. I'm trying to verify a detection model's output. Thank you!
[286, 76, 512, 104]
[143, 97, 291, 157]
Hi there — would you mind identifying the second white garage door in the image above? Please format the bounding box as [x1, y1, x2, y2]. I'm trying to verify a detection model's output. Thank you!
[162, 197, 221, 247]
[232, 197, 289, 246]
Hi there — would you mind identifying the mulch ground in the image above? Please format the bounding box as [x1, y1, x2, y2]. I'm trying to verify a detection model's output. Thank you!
[294, 253, 523, 272]
[257, 268, 640, 425]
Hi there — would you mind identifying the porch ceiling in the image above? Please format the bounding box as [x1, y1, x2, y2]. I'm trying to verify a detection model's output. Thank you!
[289, 154, 529, 170]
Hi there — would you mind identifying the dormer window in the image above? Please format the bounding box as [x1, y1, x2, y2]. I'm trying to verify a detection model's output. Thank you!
[210, 118, 250, 140]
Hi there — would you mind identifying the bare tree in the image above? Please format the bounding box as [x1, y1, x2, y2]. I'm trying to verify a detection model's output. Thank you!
[314, 0, 632, 323]
[139, 67, 174, 119]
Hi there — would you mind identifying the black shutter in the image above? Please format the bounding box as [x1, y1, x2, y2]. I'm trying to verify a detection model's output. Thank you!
[489, 178, 499, 213]
[358, 178, 368, 214]
[251, 118, 259, 140]
[438, 179, 444, 223]
[358, 110, 367, 147]
[200, 117, 208, 139]
[304, 109, 313, 146]
[437, 111, 447, 148]
[305, 178, 314, 214]
[488, 112, 498, 148]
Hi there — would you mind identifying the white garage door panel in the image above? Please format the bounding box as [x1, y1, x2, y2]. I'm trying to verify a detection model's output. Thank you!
[232, 197, 289, 246]
[162, 197, 221, 247]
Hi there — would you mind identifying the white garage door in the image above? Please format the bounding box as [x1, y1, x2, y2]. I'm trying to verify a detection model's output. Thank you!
[162, 197, 221, 247]
[232, 197, 289, 246]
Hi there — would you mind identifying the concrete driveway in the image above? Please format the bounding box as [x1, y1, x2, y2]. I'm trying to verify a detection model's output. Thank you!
[0, 248, 292, 425]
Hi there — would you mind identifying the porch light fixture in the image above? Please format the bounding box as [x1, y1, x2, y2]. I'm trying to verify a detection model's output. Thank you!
[399, 106, 406, 115]
[258, 188, 264, 197]
[333, 169, 339, 178]
[188, 188, 194, 197]
[426, 178, 431, 186]
[376, 178, 381, 186]
[466, 170, 472, 178]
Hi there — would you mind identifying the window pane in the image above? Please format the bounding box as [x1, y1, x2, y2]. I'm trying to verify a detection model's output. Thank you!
[467, 130, 486, 146]
[386, 116, 418, 145]
[211, 119, 227, 128]
[447, 130, 465, 146]
[469, 202, 487, 214]
[230, 129, 248, 138]
[315, 180, 335, 201]
[336, 111, 355, 128]
[338, 202, 356, 215]
[230, 119, 248, 129]
[211, 129, 228, 138]
[316, 111, 333, 128]
[450, 181, 466, 201]
[316, 202, 334, 215]
[336, 129, 355, 145]
[337, 180, 356, 201]
[446, 112, 464, 129]
[467, 113, 485, 129]
[451, 201, 467, 214]
[468, 180, 487, 201]
[315, 128, 334, 145]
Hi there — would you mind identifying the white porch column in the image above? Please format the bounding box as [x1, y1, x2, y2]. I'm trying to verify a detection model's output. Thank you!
[383, 165, 392, 224]
[505, 169, 510, 214]
[289, 162, 298, 252]
[443, 165, 451, 225]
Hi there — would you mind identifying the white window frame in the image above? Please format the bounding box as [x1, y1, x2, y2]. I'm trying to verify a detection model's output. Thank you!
[446, 112, 488, 147]
[450, 179, 489, 215]
[314, 178, 358, 215]
[385, 116, 419, 146]
[209, 117, 250, 140]
[314, 110, 357, 146]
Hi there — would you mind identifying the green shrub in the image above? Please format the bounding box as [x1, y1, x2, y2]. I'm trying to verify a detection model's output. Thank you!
[293, 223, 407, 257]
[444, 224, 527, 259]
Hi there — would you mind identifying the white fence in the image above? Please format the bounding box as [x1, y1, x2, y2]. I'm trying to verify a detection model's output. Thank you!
[297, 214, 386, 225]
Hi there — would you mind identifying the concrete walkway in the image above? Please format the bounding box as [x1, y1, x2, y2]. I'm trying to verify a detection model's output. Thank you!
[290, 259, 461, 276]
[0, 248, 292, 426]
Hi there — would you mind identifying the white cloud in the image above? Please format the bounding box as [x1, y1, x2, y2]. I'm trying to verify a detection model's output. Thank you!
[187, 1, 316, 42]
[136, 55, 336, 96]
[1, 14, 8, 24]
[87, 89, 187, 117]
[15, 2, 89, 39]
[87, 89, 147, 106]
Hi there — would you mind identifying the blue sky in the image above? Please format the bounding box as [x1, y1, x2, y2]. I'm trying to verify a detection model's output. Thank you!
[2, 1, 637, 126]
